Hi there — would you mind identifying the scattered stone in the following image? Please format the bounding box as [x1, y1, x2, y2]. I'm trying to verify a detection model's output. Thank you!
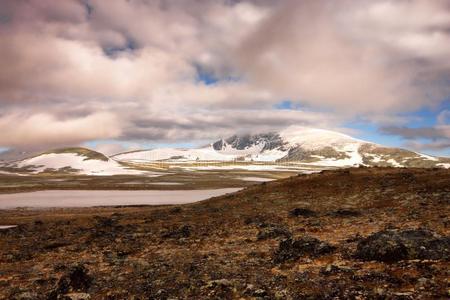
[289, 208, 317, 217]
[94, 216, 117, 228]
[257, 224, 291, 240]
[205, 279, 233, 289]
[355, 229, 450, 262]
[253, 289, 267, 297]
[55, 265, 92, 294]
[44, 241, 71, 250]
[273, 236, 335, 263]
[274, 290, 288, 299]
[244, 284, 255, 294]
[320, 264, 340, 275]
[62, 293, 91, 300]
[169, 207, 182, 214]
[244, 215, 267, 225]
[1, 168, 449, 299]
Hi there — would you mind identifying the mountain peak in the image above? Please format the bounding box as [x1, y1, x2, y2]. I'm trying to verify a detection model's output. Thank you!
[279, 126, 366, 150]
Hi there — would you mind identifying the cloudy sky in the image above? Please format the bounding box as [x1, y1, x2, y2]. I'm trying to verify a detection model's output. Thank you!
[0, 0, 449, 157]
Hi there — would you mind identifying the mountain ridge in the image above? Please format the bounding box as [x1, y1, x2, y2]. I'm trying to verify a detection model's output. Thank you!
[2, 127, 449, 174]
[113, 126, 450, 168]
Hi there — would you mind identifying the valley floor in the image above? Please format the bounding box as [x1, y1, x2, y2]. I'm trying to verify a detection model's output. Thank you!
[0, 168, 297, 195]
[0, 167, 449, 299]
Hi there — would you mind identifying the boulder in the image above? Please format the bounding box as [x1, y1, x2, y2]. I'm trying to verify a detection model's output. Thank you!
[355, 229, 450, 262]
[273, 236, 335, 263]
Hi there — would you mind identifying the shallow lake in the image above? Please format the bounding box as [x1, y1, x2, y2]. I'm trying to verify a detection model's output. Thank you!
[0, 225, 17, 230]
[0, 188, 242, 209]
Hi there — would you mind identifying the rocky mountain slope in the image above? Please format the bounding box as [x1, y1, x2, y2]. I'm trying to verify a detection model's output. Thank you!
[1, 168, 449, 299]
[114, 126, 450, 168]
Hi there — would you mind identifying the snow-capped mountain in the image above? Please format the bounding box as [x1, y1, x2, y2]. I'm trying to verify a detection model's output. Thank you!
[113, 126, 450, 168]
[3, 127, 449, 175]
[2, 147, 153, 176]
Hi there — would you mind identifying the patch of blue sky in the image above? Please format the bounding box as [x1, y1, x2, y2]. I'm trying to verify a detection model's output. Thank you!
[347, 102, 450, 156]
[345, 122, 404, 148]
[194, 64, 240, 85]
[274, 100, 302, 110]
[401, 104, 447, 128]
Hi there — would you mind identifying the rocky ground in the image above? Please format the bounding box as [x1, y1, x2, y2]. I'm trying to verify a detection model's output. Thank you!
[0, 167, 449, 299]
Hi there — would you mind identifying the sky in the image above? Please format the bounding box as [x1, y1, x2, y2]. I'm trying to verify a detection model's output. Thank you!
[0, 0, 449, 157]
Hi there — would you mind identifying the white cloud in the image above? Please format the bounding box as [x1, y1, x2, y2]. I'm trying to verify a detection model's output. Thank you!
[0, 112, 121, 148]
[0, 0, 449, 150]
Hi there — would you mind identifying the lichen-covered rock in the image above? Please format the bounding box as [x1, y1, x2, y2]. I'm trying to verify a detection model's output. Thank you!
[257, 224, 291, 240]
[355, 229, 450, 262]
[273, 236, 335, 263]
[54, 265, 92, 295]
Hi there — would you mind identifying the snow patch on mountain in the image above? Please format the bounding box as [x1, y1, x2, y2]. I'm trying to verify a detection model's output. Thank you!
[15, 152, 156, 176]
[279, 126, 364, 150]
[301, 143, 364, 167]
[113, 126, 449, 169]
[437, 163, 450, 168]
[417, 153, 438, 161]
[115, 147, 236, 162]
[386, 158, 403, 167]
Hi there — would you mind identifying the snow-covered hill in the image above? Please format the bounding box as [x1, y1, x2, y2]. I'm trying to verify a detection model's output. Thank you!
[5, 148, 154, 176]
[113, 126, 450, 168]
[4, 127, 449, 175]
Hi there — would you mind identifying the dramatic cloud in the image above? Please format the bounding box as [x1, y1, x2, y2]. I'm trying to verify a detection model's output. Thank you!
[236, 0, 450, 115]
[0, 112, 121, 148]
[0, 0, 449, 152]
[123, 109, 342, 142]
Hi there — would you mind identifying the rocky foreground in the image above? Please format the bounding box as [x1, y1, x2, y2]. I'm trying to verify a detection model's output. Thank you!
[0, 168, 449, 299]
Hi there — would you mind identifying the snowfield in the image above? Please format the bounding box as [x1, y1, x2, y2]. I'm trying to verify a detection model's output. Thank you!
[15, 153, 160, 176]
[437, 163, 450, 168]
[279, 126, 365, 150]
[114, 127, 365, 166]
[114, 145, 289, 163]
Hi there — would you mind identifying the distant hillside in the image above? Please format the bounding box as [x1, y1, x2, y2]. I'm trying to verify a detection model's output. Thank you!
[114, 127, 450, 168]
[3, 147, 149, 176]
[2, 127, 449, 175]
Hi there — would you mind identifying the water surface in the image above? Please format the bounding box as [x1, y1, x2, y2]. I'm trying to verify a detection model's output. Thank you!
[0, 188, 241, 209]
[0, 225, 17, 230]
